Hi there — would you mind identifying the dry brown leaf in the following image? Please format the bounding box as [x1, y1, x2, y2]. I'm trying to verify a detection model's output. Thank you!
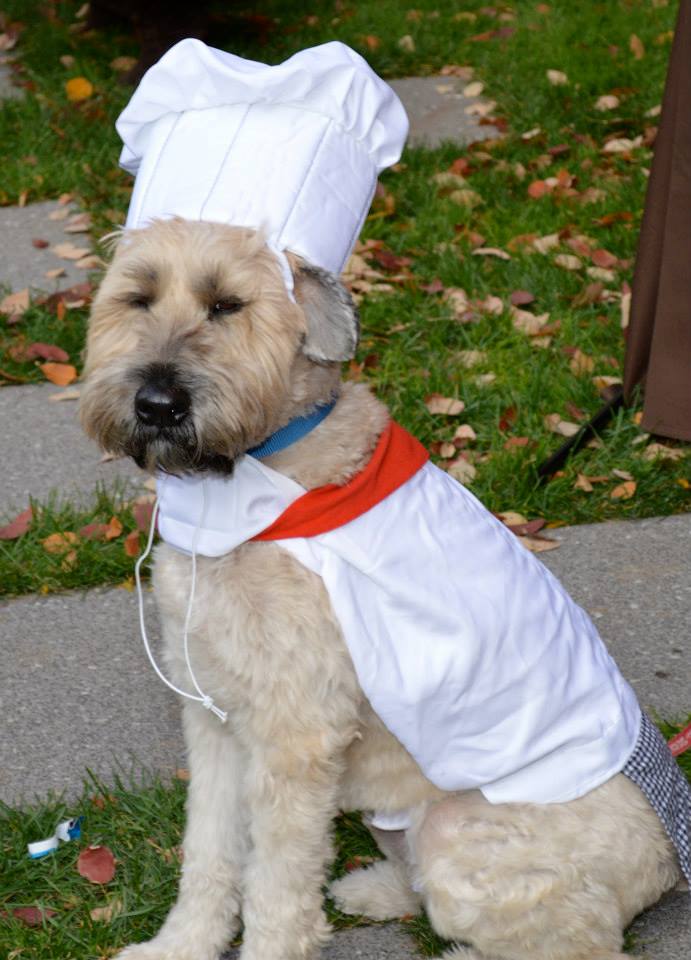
[52, 242, 90, 260]
[528, 179, 549, 199]
[174, 767, 190, 780]
[554, 254, 582, 271]
[497, 510, 528, 526]
[439, 442, 456, 458]
[532, 336, 552, 349]
[455, 349, 487, 368]
[603, 136, 643, 154]
[124, 530, 141, 557]
[48, 207, 70, 221]
[45, 267, 66, 279]
[76, 254, 105, 270]
[398, 34, 415, 52]
[620, 287, 632, 329]
[612, 468, 634, 481]
[0, 288, 30, 319]
[64, 212, 92, 234]
[511, 306, 550, 336]
[569, 349, 595, 375]
[595, 94, 620, 111]
[446, 457, 477, 484]
[90, 897, 123, 923]
[519, 535, 560, 553]
[110, 56, 137, 72]
[464, 100, 497, 117]
[475, 372, 497, 387]
[586, 266, 615, 282]
[477, 295, 504, 316]
[574, 473, 594, 492]
[42, 531, 79, 555]
[592, 375, 623, 392]
[532, 233, 560, 254]
[453, 424, 477, 442]
[48, 387, 81, 402]
[12, 906, 58, 927]
[40, 362, 77, 386]
[444, 287, 470, 318]
[546, 69, 568, 85]
[0, 508, 33, 540]
[433, 171, 467, 189]
[104, 516, 123, 541]
[463, 81, 484, 97]
[77, 846, 116, 884]
[641, 442, 687, 462]
[629, 34, 645, 59]
[65, 76, 94, 101]
[544, 413, 580, 437]
[448, 188, 483, 207]
[611, 480, 636, 500]
[425, 394, 465, 415]
[472, 247, 511, 260]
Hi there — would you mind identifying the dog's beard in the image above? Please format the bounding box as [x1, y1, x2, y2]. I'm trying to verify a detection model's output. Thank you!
[123, 420, 236, 477]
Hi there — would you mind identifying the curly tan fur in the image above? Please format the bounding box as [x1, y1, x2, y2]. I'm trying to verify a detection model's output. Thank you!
[80, 220, 681, 960]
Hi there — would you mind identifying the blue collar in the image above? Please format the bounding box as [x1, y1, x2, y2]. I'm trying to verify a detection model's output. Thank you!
[248, 399, 337, 459]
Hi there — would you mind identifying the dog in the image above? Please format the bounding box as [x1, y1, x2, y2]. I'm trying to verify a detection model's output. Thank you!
[80, 217, 684, 960]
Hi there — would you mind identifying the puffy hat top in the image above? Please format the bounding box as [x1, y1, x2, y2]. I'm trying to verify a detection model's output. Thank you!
[116, 38, 408, 280]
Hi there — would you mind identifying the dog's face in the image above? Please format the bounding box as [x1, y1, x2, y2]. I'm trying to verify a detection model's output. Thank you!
[80, 219, 358, 475]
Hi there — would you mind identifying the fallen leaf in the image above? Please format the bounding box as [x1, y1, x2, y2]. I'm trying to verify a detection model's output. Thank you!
[104, 516, 123, 541]
[546, 69, 568, 85]
[444, 287, 470, 318]
[32, 237, 50, 248]
[620, 285, 632, 329]
[544, 413, 580, 437]
[509, 289, 535, 306]
[641, 442, 687, 462]
[595, 94, 620, 111]
[425, 394, 465, 415]
[569, 349, 595, 375]
[554, 253, 582, 271]
[77, 846, 116, 884]
[25, 342, 69, 362]
[519, 534, 560, 553]
[532, 233, 560, 253]
[63, 212, 92, 234]
[574, 473, 594, 492]
[455, 349, 487, 368]
[439, 442, 456, 458]
[90, 898, 123, 923]
[496, 511, 527, 526]
[65, 77, 94, 102]
[110, 56, 137, 72]
[591, 248, 618, 269]
[503, 436, 530, 449]
[528, 179, 549, 199]
[398, 34, 415, 52]
[48, 207, 70, 221]
[42, 531, 80, 555]
[475, 372, 497, 387]
[610, 480, 636, 500]
[629, 34, 645, 59]
[0, 507, 32, 540]
[521, 126, 542, 140]
[587, 266, 615, 282]
[133, 501, 154, 531]
[602, 136, 642, 154]
[453, 424, 477, 442]
[0, 288, 30, 319]
[592, 375, 623, 392]
[361, 34, 381, 51]
[612, 468, 634, 481]
[463, 81, 484, 97]
[464, 99, 497, 117]
[76, 254, 105, 270]
[52, 242, 91, 260]
[45, 267, 66, 279]
[40, 362, 78, 386]
[472, 246, 511, 260]
[448, 188, 483, 207]
[48, 387, 81, 402]
[174, 767, 190, 780]
[124, 531, 141, 558]
[511, 307, 550, 335]
[12, 906, 57, 927]
[79, 522, 110, 541]
[505, 518, 547, 537]
[476, 294, 503, 315]
[446, 457, 477, 484]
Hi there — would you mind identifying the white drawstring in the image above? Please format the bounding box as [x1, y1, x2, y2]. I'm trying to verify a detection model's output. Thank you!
[135, 479, 228, 723]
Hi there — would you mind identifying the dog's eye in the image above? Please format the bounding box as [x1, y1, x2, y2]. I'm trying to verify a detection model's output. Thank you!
[128, 296, 151, 310]
[208, 299, 243, 320]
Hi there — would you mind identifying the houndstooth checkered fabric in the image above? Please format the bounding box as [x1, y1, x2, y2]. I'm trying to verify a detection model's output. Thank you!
[623, 712, 691, 885]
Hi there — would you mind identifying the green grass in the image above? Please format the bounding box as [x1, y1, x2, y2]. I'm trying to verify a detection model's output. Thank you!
[3, 717, 690, 959]
[0, 487, 150, 597]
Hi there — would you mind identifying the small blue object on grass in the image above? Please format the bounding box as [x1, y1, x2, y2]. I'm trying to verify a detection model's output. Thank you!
[27, 816, 83, 859]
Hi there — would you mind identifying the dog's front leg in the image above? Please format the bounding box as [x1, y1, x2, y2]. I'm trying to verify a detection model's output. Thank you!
[116, 703, 247, 960]
[239, 738, 345, 960]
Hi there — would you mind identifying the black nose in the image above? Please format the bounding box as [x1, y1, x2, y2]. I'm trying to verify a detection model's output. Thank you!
[135, 382, 191, 428]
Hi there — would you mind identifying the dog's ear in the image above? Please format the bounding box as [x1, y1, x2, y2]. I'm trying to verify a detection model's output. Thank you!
[293, 263, 360, 363]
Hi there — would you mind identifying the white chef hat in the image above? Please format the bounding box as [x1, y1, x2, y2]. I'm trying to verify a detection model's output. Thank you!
[116, 38, 408, 294]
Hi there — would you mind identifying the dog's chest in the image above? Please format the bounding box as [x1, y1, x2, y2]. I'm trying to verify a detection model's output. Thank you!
[152, 540, 361, 729]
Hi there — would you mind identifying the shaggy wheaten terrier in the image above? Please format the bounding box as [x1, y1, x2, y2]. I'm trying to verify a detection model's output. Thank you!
[81, 218, 684, 960]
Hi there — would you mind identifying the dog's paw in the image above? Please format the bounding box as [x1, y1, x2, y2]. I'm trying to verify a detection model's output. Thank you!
[329, 860, 421, 921]
[114, 941, 212, 960]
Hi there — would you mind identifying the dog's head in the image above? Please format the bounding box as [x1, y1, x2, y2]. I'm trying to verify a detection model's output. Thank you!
[80, 218, 359, 475]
